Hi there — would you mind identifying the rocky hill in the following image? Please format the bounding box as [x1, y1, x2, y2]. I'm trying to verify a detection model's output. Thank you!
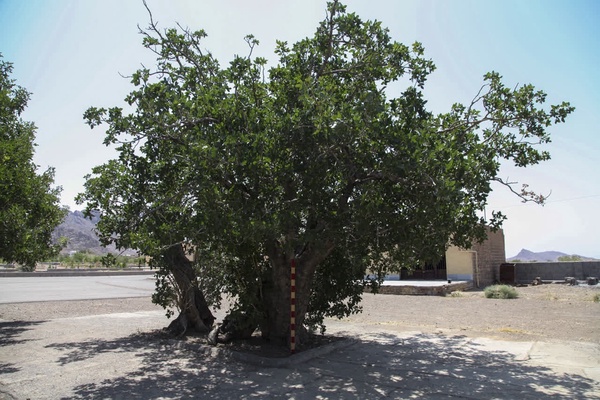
[52, 210, 137, 256]
[508, 248, 597, 262]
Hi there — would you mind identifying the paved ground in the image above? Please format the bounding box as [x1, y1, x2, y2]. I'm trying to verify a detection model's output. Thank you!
[0, 275, 155, 303]
[1, 306, 598, 399]
[0, 274, 461, 304]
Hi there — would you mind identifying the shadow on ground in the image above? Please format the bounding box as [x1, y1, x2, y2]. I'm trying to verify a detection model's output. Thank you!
[0, 320, 46, 346]
[42, 331, 598, 399]
[0, 320, 46, 376]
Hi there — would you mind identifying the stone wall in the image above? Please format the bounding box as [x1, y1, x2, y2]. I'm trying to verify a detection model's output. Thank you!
[373, 282, 471, 296]
[514, 261, 600, 283]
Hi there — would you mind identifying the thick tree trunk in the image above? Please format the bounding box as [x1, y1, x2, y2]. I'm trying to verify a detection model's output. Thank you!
[260, 250, 295, 346]
[164, 244, 215, 336]
[261, 241, 333, 347]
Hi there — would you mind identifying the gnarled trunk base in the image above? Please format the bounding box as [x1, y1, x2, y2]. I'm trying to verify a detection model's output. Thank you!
[207, 312, 258, 344]
[164, 244, 215, 336]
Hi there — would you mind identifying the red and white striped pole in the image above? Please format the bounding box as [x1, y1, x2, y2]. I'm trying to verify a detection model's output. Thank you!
[290, 257, 296, 354]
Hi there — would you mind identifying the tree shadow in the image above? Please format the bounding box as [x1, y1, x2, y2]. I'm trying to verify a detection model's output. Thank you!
[0, 320, 46, 376]
[290, 332, 599, 399]
[0, 320, 46, 346]
[0, 388, 18, 400]
[48, 331, 598, 399]
[44, 329, 189, 365]
[0, 363, 20, 374]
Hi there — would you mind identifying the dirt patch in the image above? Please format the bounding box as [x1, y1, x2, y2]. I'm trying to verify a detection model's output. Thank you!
[1, 283, 598, 400]
[1, 283, 598, 349]
[339, 283, 600, 343]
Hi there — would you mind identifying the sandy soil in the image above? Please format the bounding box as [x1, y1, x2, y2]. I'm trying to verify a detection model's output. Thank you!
[0, 283, 598, 345]
[333, 283, 600, 343]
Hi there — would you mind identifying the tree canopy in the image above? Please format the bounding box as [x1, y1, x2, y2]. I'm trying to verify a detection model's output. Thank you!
[0, 55, 66, 270]
[78, 1, 573, 344]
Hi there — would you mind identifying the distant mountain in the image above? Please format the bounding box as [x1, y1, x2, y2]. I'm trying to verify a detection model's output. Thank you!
[52, 210, 137, 256]
[508, 248, 597, 262]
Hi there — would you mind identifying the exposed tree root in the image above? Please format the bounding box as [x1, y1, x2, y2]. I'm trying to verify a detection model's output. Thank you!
[207, 313, 257, 345]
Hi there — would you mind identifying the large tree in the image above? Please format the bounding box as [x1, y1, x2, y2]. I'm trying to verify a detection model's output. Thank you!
[79, 2, 573, 345]
[0, 55, 66, 271]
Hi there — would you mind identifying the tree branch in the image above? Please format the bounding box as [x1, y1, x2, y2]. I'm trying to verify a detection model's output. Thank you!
[492, 177, 551, 204]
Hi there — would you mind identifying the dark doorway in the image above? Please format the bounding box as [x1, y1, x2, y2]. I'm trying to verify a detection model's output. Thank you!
[401, 256, 447, 280]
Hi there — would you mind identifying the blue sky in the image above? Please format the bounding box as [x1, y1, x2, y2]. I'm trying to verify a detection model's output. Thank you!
[1, 0, 599, 258]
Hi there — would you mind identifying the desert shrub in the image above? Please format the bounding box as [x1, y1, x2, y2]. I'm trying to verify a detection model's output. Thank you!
[593, 293, 600, 303]
[484, 284, 518, 299]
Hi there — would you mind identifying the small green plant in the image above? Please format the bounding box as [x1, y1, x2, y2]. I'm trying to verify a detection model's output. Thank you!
[484, 284, 518, 299]
[593, 293, 600, 303]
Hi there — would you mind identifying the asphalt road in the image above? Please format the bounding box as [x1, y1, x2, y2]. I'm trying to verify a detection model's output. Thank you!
[0, 275, 156, 303]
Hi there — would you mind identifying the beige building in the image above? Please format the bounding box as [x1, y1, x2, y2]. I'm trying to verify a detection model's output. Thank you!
[446, 228, 506, 287]
[400, 228, 506, 288]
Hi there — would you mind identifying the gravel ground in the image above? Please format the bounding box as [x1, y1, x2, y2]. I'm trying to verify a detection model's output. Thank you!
[0, 283, 598, 344]
[1, 283, 599, 399]
[333, 283, 600, 343]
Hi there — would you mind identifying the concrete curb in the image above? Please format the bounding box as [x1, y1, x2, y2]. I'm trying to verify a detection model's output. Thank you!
[133, 334, 357, 369]
[227, 337, 358, 368]
[375, 281, 471, 296]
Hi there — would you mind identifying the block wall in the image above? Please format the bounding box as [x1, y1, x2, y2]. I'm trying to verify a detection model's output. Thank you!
[471, 228, 506, 287]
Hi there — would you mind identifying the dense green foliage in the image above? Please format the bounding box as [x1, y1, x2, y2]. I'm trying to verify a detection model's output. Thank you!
[0, 55, 66, 271]
[78, 2, 573, 338]
[484, 284, 519, 299]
